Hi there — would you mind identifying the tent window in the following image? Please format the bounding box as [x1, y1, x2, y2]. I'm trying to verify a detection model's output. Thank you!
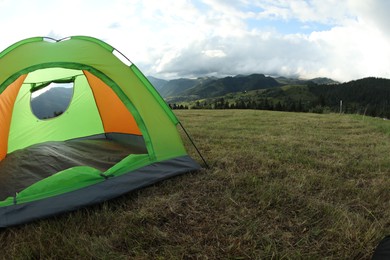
[112, 49, 132, 66]
[30, 82, 74, 119]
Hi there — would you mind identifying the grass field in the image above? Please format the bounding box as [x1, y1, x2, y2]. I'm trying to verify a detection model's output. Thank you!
[0, 110, 389, 259]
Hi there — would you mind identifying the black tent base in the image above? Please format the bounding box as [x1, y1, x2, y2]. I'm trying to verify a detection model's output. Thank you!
[0, 134, 147, 201]
[0, 155, 201, 228]
[372, 235, 390, 260]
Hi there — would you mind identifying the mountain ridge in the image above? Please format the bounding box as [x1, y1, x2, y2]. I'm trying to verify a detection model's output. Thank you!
[147, 74, 339, 101]
[175, 76, 390, 118]
[149, 73, 290, 102]
[31, 87, 73, 119]
[29, 74, 390, 120]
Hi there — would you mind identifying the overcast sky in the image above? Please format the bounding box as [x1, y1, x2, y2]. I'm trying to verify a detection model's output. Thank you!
[0, 0, 389, 82]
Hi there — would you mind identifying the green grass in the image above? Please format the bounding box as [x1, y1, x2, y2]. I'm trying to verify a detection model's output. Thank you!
[1, 110, 389, 259]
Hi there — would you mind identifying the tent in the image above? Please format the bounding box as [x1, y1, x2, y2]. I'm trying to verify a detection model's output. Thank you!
[0, 36, 201, 227]
[373, 235, 390, 259]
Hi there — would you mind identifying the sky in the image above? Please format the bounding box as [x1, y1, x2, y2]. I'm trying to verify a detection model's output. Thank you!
[0, 0, 389, 82]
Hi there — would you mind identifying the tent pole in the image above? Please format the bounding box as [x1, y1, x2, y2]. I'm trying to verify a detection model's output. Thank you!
[178, 121, 210, 169]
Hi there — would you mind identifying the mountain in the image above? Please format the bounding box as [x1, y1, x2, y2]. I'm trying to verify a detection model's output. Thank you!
[147, 76, 167, 91]
[182, 74, 281, 99]
[275, 76, 338, 85]
[31, 87, 73, 119]
[158, 77, 217, 98]
[309, 77, 339, 85]
[308, 77, 390, 115]
[149, 74, 339, 101]
[274, 77, 308, 85]
[183, 76, 390, 118]
[151, 73, 282, 101]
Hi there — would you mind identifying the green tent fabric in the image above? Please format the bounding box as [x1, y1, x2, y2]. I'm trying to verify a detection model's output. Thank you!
[0, 36, 201, 227]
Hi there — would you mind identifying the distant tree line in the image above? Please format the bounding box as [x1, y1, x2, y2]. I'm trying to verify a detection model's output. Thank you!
[308, 77, 390, 118]
[41, 111, 64, 120]
[170, 98, 313, 113]
[169, 77, 390, 118]
[169, 104, 189, 110]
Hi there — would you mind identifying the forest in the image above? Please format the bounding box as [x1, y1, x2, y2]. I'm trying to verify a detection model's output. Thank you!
[170, 77, 390, 118]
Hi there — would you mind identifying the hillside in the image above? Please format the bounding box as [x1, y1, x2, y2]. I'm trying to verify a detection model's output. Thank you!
[308, 77, 390, 116]
[150, 74, 282, 101]
[147, 76, 167, 91]
[149, 74, 337, 101]
[176, 77, 390, 118]
[1, 110, 388, 258]
[158, 77, 216, 98]
[274, 76, 338, 85]
[31, 87, 73, 119]
[181, 74, 281, 98]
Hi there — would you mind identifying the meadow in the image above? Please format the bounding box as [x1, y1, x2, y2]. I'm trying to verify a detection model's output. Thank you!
[0, 110, 389, 259]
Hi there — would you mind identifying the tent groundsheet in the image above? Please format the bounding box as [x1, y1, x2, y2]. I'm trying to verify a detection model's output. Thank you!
[0, 134, 147, 201]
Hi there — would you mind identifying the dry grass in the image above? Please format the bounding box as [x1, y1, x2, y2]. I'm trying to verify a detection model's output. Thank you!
[0, 110, 389, 259]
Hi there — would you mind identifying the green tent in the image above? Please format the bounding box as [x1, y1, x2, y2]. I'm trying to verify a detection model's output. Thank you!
[0, 36, 201, 227]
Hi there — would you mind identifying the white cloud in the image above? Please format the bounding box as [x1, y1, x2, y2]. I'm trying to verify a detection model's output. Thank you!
[251, 0, 353, 24]
[202, 49, 226, 58]
[0, 0, 389, 82]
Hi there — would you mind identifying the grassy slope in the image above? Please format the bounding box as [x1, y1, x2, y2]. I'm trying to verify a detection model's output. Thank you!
[0, 110, 389, 259]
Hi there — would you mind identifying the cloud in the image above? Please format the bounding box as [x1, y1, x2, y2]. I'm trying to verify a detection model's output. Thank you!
[147, 0, 390, 82]
[349, 0, 390, 37]
[253, 0, 353, 24]
[202, 49, 227, 58]
[0, 0, 389, 82]
[152, 33, 325, 79]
